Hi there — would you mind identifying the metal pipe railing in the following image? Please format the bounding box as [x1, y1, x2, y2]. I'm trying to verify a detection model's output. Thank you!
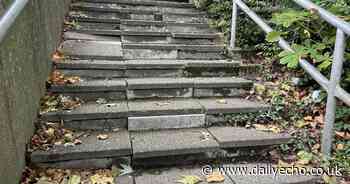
[0, 0, 29, 43]
[231, 0, 349, 157]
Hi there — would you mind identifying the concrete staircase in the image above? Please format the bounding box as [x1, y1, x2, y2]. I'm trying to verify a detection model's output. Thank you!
[29, 0, 318, 183]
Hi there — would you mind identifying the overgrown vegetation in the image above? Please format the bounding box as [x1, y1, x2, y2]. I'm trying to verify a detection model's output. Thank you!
[194, 0, 350, 182]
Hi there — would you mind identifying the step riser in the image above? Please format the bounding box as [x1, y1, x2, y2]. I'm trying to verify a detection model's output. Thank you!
[80, 0, 193, 8]
[57, 67, 239, 79]
[70, 11, 207, 23]
[72, 4, 200, 14]
[123, 49, 224, 59]
[121, 35, 219, 45]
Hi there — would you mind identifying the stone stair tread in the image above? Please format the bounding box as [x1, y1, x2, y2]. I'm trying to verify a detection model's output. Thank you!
[122, 43, 225, 51]
[31, 130, 131, 163]
[55, 59, 240, 70]
[71, 2, 201, 15]
[64, 31, 121, 41]
[128, 98, 204, 116]
[59, 40, 123, 60]
[70, 29, 122, 36]
[49, 79, 126, 92]
[135, 164, 319, 184]
[208, 127, 291, 148]
[79, 0, 194, 8]
[41, 98, 268, 121]
[41, 101, 129, 121]
[121, 19, 210, 27]
[131, 128, 219, 158]
[198, 98, 270, 114]
[127, 77, 252, 89]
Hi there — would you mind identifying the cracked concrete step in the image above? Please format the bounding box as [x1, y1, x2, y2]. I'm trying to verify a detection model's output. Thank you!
[68, 9, 208, 24]
[71, 2, 202, 15]
[48, 77, 252, 100]
[30, 130, 131, 163]
[131, 127, 291, 159]
[66, 21, 121, 36]
[122, 43, 225, 60]
[55, 59, 240, 78]
[79, 0, 194, 8]
[134, 165, 318, 184]
[121, 20, 215, 34]
[41, 98, 268, 123]
[59, 40, 123, 60]
[126, 77, 252, 99]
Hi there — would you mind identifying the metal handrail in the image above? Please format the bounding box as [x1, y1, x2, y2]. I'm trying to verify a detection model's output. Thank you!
[0, 0, 29, 43]
[230, 0, 349, 157]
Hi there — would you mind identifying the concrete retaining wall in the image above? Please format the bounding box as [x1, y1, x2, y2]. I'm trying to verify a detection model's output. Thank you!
[0, 0, 71, 183]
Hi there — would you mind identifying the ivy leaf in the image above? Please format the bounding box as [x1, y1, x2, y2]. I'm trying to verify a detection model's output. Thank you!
[266, 31, 283, 42]
[296, 151, 314, 165]
[278, 44, 308, 69]
[176, 175, 202, 184]
[272, 10, 311, 28]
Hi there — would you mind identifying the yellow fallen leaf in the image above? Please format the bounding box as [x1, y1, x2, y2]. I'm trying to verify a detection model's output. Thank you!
[176, 175, 202, 184]
[97, 134, 109, 140]
[206, 172, 225, 183]
[90, 174, 114, 184]
[336, 144, 344, 150]
[303, 116, 313, 121]
[295, 120, 309, 128]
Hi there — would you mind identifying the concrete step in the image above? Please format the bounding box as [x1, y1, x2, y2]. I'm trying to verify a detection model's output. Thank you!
[79, 0, 194, 8]
[30, 127, 291, 169]
[41, 98, 269, 131]
[121, 20, 215, 34]
[48, 77, 252, 100]
[59, 40, 123, 60]
[69, 9, 208, 23]
[131, 127, 291, 159]
[30, 130, 131, 164]
[66, 20, 122, 36]
[55, 59, 240, 78]
[71, 2, 202, 15]
[122, 43, 225, 59]
[134, 164, 318, 184]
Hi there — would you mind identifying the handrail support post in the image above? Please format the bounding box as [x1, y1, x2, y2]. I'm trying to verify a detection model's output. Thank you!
[321, 29, 346, 157]
[230, 0, 237, 49]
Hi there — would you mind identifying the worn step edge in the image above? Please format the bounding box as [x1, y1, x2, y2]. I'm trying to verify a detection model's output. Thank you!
[120, 19, 210, 27]
[122, 43, 225, 51]
[54, 59, 240, 70]
[68, 29, 122, 36]
[40, 98, 268, 121]
[80, 0, 194, 8]
[49, 79, 126, 93]
[71, 3, 204, 16]
[30, 131, 132, 163]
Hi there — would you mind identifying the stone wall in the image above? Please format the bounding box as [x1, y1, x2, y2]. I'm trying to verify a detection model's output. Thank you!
[0, 0, 71, 183]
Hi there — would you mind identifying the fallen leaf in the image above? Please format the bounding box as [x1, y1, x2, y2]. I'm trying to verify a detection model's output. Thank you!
[119, 164, 134, 176]
[216, 99, 227, 104]
[45, 128, 55, 137]
[97, 134, 109, 140]
[303, 116, 313, 121]
[336, 144, 345, 150]
[335, 131, 350, 140]
[323, 175, 337, 184]
[52, 51, 64, 61]
[206, 172, 225, 183]
[296, 151, 313, 165]
[111, 165, 120, 177]
[90, 174, 114, 184]
[67, 175, 81, 184]
[65, 76, 81, 84]
[177, 175, 202, 184]
[295, 120, 309, 128]
[74, 139, 82, 145]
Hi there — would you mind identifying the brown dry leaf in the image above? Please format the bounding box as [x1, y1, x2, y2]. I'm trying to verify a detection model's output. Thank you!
[49, 70, 66, 85]
[65, 76, 81, 84]
[206, 172, 225, 183]
[303, 116, 313, 121]
[314, 115, 324, 125]
[52, 51, 64, 62]
[336, 144, 345, 150]
[253, 124, 281, 133]
[74, 139, 82, 145]
[97, 134, 109, 140]
[335, 131, 350, 140]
